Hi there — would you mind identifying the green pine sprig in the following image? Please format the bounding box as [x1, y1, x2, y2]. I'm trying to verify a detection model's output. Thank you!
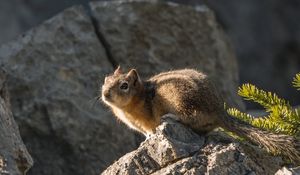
[238, 84, 291, 112]
[293, 73, 300, 90]
[227, 73, 300, 137]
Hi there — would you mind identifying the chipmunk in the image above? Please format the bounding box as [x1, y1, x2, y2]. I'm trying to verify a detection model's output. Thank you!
[101, 66, 300, 164]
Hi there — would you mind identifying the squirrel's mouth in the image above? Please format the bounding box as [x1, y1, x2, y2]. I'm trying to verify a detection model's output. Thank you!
[102, 91, 113, 104]
[102, 94, 111, 104]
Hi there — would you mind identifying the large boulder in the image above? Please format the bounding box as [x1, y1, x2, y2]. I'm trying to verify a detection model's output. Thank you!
[0, 71, 33, 174]
[102, 115, 283, 175]
[0, 5, 138, 175]
[90, 0, 243, 109]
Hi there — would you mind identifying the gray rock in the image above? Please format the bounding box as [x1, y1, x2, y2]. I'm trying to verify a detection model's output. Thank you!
[0, 5, 138, 175]
[90, 0, 244, 109]
[102, 115, 283, 175]
[0, 71, 33, 175]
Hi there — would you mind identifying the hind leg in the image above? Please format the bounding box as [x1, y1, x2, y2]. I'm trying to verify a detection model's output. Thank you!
[181, 111, 218, 134]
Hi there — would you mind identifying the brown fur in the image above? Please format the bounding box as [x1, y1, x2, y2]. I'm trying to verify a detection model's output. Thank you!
[101, 67, 300, 164]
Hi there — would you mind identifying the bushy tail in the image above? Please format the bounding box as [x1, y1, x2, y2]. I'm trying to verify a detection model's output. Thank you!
[219, 113, 300, 164]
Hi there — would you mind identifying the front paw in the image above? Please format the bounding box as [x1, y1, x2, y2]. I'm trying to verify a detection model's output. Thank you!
[145, 133, 151, 140]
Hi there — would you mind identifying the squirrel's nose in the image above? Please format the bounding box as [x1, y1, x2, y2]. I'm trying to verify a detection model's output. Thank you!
[103, 90, 111, 99]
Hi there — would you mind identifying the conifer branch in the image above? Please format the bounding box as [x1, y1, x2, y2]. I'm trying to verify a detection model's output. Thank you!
[293, 73, 300, 90]
[226, 73, 300, 161]
[238, 84, 290, 112]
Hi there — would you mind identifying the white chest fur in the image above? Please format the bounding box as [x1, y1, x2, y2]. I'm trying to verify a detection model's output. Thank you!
[112, 107, 139, 131]
[103, 97, 147, 135]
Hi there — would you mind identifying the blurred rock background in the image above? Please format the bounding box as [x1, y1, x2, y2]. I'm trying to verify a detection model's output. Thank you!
[0, 0, 299, 175]
[1, 0, 299, 109]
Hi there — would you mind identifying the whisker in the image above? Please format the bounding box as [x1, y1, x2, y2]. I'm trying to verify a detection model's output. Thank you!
[89, 96, 102, 109]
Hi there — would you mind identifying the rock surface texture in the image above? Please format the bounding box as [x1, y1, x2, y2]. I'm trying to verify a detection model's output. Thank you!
[0, 71, 33, 175]
[0, 1, 243, 175]
[102, 116, 283, 175]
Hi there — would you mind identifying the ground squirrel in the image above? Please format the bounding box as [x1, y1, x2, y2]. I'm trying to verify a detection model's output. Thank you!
[101, 66, 300, 163]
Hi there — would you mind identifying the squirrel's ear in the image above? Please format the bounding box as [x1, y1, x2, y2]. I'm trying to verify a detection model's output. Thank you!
[114, 65, 122, 75]
[126, 69, 140, 83]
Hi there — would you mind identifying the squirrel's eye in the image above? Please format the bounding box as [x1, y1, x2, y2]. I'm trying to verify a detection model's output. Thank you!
[120, 82, 129, 90]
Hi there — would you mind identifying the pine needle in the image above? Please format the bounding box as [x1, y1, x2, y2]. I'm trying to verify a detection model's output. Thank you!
[226, 73, 300, 163]
[238, 84, 290, 111]
[293, 73, 300, 90]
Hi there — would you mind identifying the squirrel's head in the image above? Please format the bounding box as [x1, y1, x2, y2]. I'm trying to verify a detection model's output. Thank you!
[101, 66, 143, 108]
